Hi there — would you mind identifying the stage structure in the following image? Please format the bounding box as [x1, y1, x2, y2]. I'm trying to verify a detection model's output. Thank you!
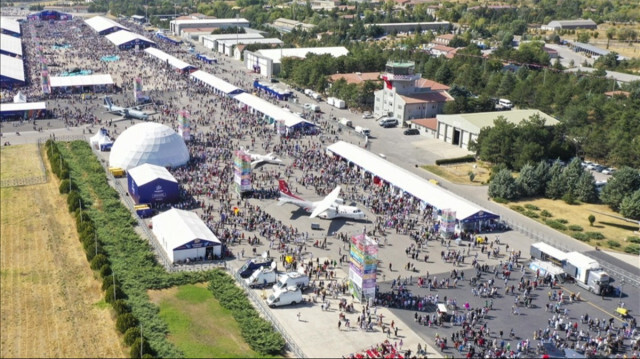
[349, 231, 378, 302]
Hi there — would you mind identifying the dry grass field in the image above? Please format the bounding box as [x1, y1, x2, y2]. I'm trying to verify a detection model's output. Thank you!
[423, 162, 491, 185]
[0, 144, 44, 181]
[0, 149, 126, 358]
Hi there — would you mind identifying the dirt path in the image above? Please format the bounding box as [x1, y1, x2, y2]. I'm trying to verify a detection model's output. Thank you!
[0, 153, 127, 358]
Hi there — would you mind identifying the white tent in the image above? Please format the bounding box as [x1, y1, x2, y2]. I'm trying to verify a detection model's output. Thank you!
[0, 33, 22, 57]
[152, 208, 222, 263]
[13, 91, 26, 103]
[233, 92, 313, 128]
[109, 122, 189, 170]
[89, 128, 113, 151]
[85, 16, 129, 34]
[190, 70, 240, 95]
[144, 47, 194, 71]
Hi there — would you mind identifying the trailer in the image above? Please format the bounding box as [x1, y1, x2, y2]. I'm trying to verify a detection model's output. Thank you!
[333, 99, 346, 109]
[562, 252, 611, 295]
[530, 242, 568, 267]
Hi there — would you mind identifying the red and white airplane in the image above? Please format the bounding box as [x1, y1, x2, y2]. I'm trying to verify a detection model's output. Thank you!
[277, 179, 366, 220]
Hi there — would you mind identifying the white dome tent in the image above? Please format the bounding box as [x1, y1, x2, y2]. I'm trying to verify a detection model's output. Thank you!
[109, 122, 189, 170]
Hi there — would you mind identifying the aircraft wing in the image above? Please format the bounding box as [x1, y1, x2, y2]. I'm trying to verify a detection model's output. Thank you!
[310, 186, 341, 219]
[251, 159, 262, 166]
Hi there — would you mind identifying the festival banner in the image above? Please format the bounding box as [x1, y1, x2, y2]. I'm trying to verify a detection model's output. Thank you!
[177, 109, 191, 141]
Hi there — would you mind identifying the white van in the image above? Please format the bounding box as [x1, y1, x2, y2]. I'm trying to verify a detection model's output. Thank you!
[378, 117, 399, 128]
[273, 272, 310, 291]
[245, 264, 278, 288]
[355, 126, 370, 137]
[339, 118, 352, 127]
[498, 99, 513, 109]
[266, 286, 303, 307]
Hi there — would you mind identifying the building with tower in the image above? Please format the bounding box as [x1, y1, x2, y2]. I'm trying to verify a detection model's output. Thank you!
[373, 61, 453, 125]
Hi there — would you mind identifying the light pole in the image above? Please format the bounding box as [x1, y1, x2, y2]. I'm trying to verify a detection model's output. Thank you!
[619, 279, 624, 306]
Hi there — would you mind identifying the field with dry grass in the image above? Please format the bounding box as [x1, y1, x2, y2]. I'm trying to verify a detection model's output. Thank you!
[0, 144, 44, 180]
[0, 148, 126, 358]
[422, 162, 491, 185]
[503, 198, 639, 252]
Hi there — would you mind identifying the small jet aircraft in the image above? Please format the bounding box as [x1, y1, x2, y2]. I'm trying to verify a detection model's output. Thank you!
[103, 96, 151, 121]
[278, 179, 366, 220]
[245, 149, 283, 167]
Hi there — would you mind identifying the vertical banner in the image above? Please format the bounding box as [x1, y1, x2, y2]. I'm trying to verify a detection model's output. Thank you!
[234, 150, 252, 194]
[276, 119, 286, 136]
[177, 109, 191, 141]
[439, 209, 456, 239]
[348, 232, 378, 302]
[41, 69, 51, 94]
[133, 77, 146, 103]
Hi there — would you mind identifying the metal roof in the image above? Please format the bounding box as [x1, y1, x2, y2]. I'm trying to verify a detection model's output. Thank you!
[85, 16, 129, 34]
[152, 208, 221, 261]
[105, 30, 155, 47]
[0, 54, 24, 82]
[144, 47, 194, 71]
[233, 92, 313, 128]
[50, 74, 114, 88]
[190, 70, 240, 94]
[218, 38, 283, 47]
[171, 18, 249, 26]
[547, 19, 596, 27]
[201, 33, 263, 42]
[0, 102, 46, 112]
[128, 163, 178, 186]
[437, 109, 559, 134]
[326, 141, 496, 222]
[0, 17, 21, 35]
[255, 46, 349, 64]
[0, 33, 22, 56]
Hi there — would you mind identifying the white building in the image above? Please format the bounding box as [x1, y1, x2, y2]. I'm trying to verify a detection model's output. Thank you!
[374, 61, 453, 125]
[170, 18, 249, 36]
[217, 38, 283, 58]
[244, 46, 349, 78]
[200, 33, 264, 51]
[152, 208, 222, 263]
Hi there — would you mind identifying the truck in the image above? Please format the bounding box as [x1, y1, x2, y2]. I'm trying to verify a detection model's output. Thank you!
[339, 118, 352, 127]
[273, 272, 309, 291]
[266, 286, 303, 307]
[245, 263, 277, 288]
[333, 99, 346, 109]
[562, 252, 611, 295]
[238, 257, 273, 278]
[355, 126, 370, 137]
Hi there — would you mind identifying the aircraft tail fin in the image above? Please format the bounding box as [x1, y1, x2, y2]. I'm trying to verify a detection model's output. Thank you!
[104, 96, 113, 109]
[278, 179, 303, 201]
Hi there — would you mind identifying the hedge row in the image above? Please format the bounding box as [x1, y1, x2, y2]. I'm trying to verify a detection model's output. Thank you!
[208, 270, 286, 355]
[435, 155, 476, 166]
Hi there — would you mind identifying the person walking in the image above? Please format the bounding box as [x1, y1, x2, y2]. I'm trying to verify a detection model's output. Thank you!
[297, 312, 301, 321]
[338, 320, 342, 330]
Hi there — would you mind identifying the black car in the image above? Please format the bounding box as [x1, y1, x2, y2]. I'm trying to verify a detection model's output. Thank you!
[404, 129, 420, 135]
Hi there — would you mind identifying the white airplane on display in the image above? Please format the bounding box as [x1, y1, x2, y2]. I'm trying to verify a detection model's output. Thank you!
[278, 179, 366, 220]
[243, 148, 283, 167]
[103, 96, 152, 121]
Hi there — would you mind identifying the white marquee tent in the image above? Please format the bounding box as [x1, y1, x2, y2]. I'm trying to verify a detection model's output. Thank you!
[1, 33, 23, 57]
[233, 92, 313, 128]
[152, 208, 222, 263]
[190, 70, 241, 95]
[109, 122, 189, 170]
[144, 47, 194, 72]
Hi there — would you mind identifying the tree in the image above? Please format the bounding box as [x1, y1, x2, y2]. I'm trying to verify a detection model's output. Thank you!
[116, 313, 138, 334]
[488, 169, 519, 200]
[130, 337, 152, 359]
[468, 171, 475, 182]
[620, 189, 640, 220]
[498, 71, 516, 96]
[434, 62, 454, 84]
[575, 172, 599, 203]
[562, 157, 584, 197]
[545, 161, 567, 199]
[124, 327, 141, 346]
[577, 31, 590, 43]
[515, 163, 538, 197]
[588, 214, 596, 226]
[600, 167, 640, 211]
[532, 160, 551, 196]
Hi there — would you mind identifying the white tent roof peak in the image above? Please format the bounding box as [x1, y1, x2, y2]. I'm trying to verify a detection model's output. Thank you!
[128, 163, 178, 186]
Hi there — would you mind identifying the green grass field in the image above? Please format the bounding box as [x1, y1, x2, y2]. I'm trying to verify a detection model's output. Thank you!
[150, 284, 268, 359]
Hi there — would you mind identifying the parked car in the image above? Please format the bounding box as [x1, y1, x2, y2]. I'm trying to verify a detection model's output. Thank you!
[362, 112, 373, 119]
[404, 128, 419, 135]
[378, 118, 399, 128]
[602, 168, 616, 175]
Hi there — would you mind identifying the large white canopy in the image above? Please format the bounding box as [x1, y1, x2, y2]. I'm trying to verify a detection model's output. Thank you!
[0, 54, 24, 82]
[1, 17, 21, 35]
[105, 30, 155, 47]
[50, 74, 114, 88]
[85, 16, 129, 34]
[128, 163, 177, 186]
[1, 33, 22, 56]
[144, 47, 193, 71]
[109, 122, 189, 170]
[152, 208, 222, 263]
[233, 92, 313, 128]
[190, 70, 240, 94]
[326, 141, 497, 223]
[1, 102, 45, 112]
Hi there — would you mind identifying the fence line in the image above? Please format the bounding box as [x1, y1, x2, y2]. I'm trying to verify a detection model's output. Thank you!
[231, 268, 306, 359]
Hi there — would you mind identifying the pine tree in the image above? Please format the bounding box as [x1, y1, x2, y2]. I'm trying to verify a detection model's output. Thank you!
[620, 189, 640, 220]
[489, 169, 519, 200]
[545, 161, 566, 199]
[532, 160, 551, 195]
[575, 172, 598, 203]
[562, 157, 583, 196]
[515, 163, 537, 198]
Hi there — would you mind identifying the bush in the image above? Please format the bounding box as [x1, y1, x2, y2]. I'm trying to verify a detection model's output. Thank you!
[112, 299, 131, 315]
[102, 275, 121, 291]
[586, 232, 605, 240]
[607, 240, 621, 248]
[100, 264, 112, 277]
[435, 155, 476, 166]
[540, 210, 552, 217]
[628, 236, 640, 244]
[105, 285, 127, 303]
[123, 327, 141, 346]
[572, 232, 589, 241]
[562, 192, 577, 205]
[116, 313, 138, 334]
[524, 204, 539, 210]
[67, 190, 82, 212]
[510, 205, 525, 212]
[546, 220, 567, 231]
[59, 179, 71, 194]
[624, 244, 640, 255]
[524, 210, 539, 218]
[568, 225, 583, 232]
[557, 219, 568, 224]
[129, 337, 152, 359]
[90, 254, 109, 270]
[492, 197, 509, 204]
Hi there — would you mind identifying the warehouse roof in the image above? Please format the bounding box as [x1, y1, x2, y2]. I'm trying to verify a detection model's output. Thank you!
[0, 17, 21, 35]
[144, 47, 194, 71]
[547, 19, 596, 27]
[326, 141, 497, 223]
[50, 74, 114, 88]
[437, 109, 559, 134]
[128, 163, 178, 186]
[0, 54, 24, 82]
[190, 70, 241, 94]
[105, 30, 155, 47]
[1, 33, 22, 56]
[218, 38, 283, 47]
[85, 16, 129, 34]
[255, 46, 349, 64]
[171, 18, 249, 26]
[201, 33, 264, 42]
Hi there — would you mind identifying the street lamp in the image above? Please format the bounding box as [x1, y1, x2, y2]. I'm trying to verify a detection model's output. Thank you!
[619, 279, 624, 306]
